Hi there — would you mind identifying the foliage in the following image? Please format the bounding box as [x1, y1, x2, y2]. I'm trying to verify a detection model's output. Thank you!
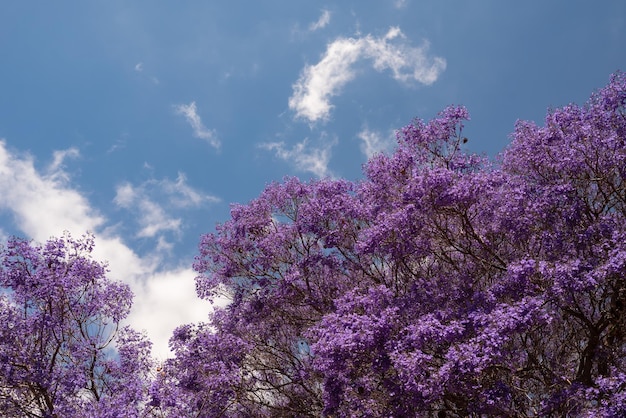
[2, 72, 626, 417]
[153, 72, 626, 417]
[0, 233, 153, 417]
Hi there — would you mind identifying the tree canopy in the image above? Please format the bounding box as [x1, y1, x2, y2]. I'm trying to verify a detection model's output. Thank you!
[2, 72, 626, 417]
[0, 233, 152, 417]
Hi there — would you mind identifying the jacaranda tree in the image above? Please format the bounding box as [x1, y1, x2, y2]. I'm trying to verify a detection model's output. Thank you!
[3, 73, 625, 417]
[150, 72, 626, 417]
[0, 233, 153, 417]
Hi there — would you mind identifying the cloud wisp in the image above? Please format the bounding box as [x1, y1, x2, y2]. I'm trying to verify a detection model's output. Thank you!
[260, 137, 336, 178]
[114, 173, 220, 241]
[134, 62, 160, 84]
[174, 102, 220, 149]
[115, 182, 182, 239]
[357, 127, 395, 159]
[309, 9, 331, 31]
[289, 27, 446, 123]
[47, 147, 81, 182]
[0, 140, 215, 359]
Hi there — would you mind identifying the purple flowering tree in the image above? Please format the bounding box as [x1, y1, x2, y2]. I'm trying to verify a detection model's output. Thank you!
[157, 72, 626, 417]
[0, 233, 153, 417]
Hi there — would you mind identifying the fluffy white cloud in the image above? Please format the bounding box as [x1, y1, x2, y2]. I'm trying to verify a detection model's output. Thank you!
[0, 140, 214, 358]
[289, 38, 362, 123]
[309, 9, 331, 31]
[0, 142, 105, 238]
[368, 27, 445, 84]
[289, 27, 446, 123]
[174, 102, 220, 149]
[357, 127, 395, 159]
[260, 137, 336, 178]
[127, 267, 228, 361]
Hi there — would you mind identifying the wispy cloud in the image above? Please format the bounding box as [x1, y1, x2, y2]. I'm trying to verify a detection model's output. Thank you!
[357, 127, 395, 159]
[47, 147, 80, 182]
[168, 172, 220, 207]
[114, 182, 182, 239]
[309, 9, 331, 31]
[0, 140, 216, 358]
[107, 133, 129, 154]
[174, 102, 220, 149]
[260, 137, 336, 178]
[114, 173, 220, 240]
[289, 27, 446, 123]
[134, 63, 159, 84]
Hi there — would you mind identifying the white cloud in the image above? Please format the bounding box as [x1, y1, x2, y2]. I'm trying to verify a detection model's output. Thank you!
[134, 62, 144, 72]
[49, 147, 80, 173]
[114, 173, 219, 240]
[138, 203, 180, 239]
[357, 127, 395, 159]
[174, 102, 220, 149]
[309, 9, 331, 31]
[0, 140, 213, 358]
[47, 147, 80, 182]
[367, 27, 445, 84]
[114, 181, 181, 239]
[261, 137, 336, 178]
[0, 143, 104, 238]
[165, 172, 219, 208]
[289, 27, 446, 123]
[155, 235, 174, 253]
[289, 38, 362, 123]
[113, 182, 135, 207]
[127, 267, 228, 361]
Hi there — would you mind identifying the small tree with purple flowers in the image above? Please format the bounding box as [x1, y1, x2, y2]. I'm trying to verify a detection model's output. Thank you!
[0, 233, 152, 417]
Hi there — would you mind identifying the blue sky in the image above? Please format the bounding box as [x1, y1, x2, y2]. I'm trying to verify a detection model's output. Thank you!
[1, 1, 625, 357]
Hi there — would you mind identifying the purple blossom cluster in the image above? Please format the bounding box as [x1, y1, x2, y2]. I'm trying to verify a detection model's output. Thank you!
[2, 72, 626, 416]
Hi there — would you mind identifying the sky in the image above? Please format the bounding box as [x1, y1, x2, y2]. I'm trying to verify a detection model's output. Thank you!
[0, 1, 625, 358]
